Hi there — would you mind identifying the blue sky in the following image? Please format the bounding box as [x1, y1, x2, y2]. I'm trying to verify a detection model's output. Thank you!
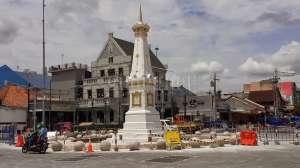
[0, 0, 300, 92]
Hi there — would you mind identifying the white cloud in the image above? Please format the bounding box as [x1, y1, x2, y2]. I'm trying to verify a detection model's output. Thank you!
[240, 57, 275, 76]
[240, 41, 300, 76]
[195, 0, 300, 22]
[272, 41, 300, 72]
[190, 61, 224, 73]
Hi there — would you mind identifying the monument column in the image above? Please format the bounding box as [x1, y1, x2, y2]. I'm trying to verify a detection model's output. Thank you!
[120, 5, 162, 143]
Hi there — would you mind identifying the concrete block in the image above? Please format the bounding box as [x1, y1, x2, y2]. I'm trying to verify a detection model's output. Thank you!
[190, 141, 201, 148]
[73, 141, 85, 151]
[156, 140, 166, 150]
[100, 141, 111, 151]
[128, 142, 140, 151]
[51, 141, 63, 152]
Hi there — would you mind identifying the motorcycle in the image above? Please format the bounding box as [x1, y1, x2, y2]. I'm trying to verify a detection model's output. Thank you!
[22, 136, 48, 154]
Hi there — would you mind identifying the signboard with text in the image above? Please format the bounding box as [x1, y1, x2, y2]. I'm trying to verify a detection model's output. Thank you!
[165, 130, 181, 148]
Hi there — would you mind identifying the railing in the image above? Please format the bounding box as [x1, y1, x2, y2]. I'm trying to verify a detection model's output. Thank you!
[49, 63, 88, 72]
[79, 97, 129, 107]
[83, 76, 126, 84]
[256, 126, 300, 143]
[79, 98, 112, 107]
[0, 125, 16, 145]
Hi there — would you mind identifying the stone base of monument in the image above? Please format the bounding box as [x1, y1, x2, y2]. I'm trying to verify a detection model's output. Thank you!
[118, 109, 162, 144]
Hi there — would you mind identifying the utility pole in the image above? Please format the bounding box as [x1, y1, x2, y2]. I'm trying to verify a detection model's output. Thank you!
[48, 80, 52, 129]
[42, 0, 46, 124]
[270, 69, 298, 118]
[183, 87, 187, 119]
[272, 69, 280, 118]
[210, 73, 219, 123]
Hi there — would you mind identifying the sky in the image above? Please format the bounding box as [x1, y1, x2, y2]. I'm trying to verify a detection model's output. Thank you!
[1, 0, 300, 92]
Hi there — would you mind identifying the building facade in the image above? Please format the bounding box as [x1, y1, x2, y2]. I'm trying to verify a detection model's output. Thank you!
[78, 33, 171, 126]
[49, 63, 89, 101]
[243, 80, 273, 94]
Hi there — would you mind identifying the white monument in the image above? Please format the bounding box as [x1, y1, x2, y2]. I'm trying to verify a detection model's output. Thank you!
[120, 5, 162, 143]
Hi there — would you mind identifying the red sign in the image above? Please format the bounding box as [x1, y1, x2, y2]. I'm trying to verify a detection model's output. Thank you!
[240, 131, 257, 146]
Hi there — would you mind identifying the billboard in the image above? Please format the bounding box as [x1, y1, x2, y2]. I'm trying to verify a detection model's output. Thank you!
[279, 82, 295, 105]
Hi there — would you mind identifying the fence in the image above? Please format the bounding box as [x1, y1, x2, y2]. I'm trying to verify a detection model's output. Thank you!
[257, 126, 299, 144]
[0, 125, 16, 145]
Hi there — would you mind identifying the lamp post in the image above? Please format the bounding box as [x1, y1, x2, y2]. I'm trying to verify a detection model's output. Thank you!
[41, 0, 46, 124]
[118, 77, 121, 126]
[155, 47, 159, 57]
[48, 79, 52, 129]
[33, 88, 37, 131]
[183, 86, 187, 119]
[27, 83, 31, 128]
[91, 98, 94, 122]
[104, 98, 108, 125]
[154, 47, 165, 118]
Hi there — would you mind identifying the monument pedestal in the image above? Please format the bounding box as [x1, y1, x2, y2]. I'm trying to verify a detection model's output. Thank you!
[119, 109, 162, 144]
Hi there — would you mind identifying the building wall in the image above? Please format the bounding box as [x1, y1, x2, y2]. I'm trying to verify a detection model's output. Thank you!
[50, 66, 87, 100]
[0, 106, 27, 129]
[244, 81, 273, 94]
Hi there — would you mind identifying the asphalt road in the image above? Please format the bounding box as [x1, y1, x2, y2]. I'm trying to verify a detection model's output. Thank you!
[0, 145, 300, 168]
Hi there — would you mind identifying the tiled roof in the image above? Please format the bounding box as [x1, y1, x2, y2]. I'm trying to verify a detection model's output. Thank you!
[0, 85, 29, 108]
[248, 90, 275, 104]
[172, 85, 197, 97]
[113, 37, 166, 69]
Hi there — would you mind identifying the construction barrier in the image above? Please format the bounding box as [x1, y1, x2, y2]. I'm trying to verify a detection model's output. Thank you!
[240, 130, 257, 146]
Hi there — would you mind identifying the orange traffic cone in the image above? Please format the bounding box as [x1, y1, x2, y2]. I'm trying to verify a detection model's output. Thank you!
[87, 139, 93, 154]
[16, 134, 24, 147]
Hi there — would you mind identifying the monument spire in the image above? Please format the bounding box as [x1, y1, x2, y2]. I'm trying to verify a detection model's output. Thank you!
[139, 3, 143, 22]
[130, 4, 152, 79]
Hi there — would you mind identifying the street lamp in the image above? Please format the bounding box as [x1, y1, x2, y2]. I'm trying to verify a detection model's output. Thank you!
[27, 83, 31, 128]
[91, 98, 94, 122]
[118, 77, 121, 126]
[104, 98, 108, 125]
[155, 47, 159, 57]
